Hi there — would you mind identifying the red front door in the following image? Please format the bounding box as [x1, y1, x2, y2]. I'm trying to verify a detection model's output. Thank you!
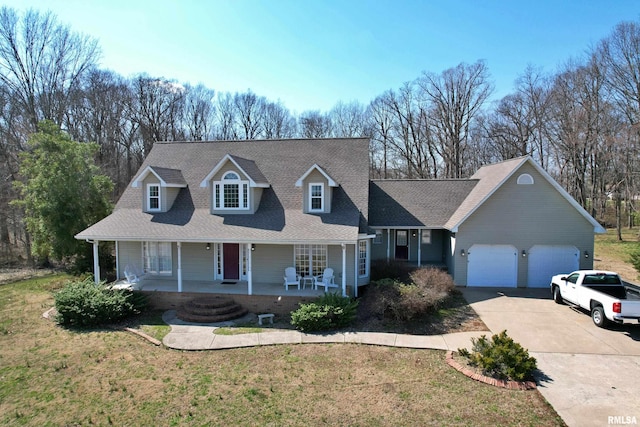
[223, 243, 240, 280]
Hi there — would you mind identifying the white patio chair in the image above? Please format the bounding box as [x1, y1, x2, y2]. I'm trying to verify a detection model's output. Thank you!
[313, 268, 338, 292]
[283, 267, 301, 291]
[124, 264, 145, 287]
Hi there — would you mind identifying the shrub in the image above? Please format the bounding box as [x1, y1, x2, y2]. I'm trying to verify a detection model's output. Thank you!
[370, 259, 415, 282]
[54, 278, 148, 327]
[368, 268, 455, 321]
[458, 330, 537, 381]
[290, 293, 358, 332]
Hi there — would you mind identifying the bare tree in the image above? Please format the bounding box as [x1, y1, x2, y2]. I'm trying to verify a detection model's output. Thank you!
[329, 100, 371, 138]
[183, 84, 215, 141]
[130, 75, 185, 155]
[213, 92, 238, 140]
[234, 90, 265, 139]
[419, 61, 493, 178]
[299, 110, 332, 138]
[0, 7, 99, 131]
[263, 101, 295, 139]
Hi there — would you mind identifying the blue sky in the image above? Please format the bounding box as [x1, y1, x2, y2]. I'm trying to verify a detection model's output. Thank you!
[3, 0, 640, 113]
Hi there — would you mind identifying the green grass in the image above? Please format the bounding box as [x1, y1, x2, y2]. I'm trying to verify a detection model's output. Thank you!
[0, 275, 565, 427]
[594, 227, 640, 281]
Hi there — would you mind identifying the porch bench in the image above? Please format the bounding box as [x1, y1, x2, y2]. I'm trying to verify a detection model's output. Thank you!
[257, 313, 275, 325]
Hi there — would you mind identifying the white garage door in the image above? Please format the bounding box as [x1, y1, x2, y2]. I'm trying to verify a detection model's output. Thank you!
[527, 245, 579, 288]
[467, 244, 518, 287]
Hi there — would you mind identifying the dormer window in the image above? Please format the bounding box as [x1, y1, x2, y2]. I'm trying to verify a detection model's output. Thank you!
[309, 183, 324, 212]
[147, 184, 161, 212]
[214, 171, 249, 210]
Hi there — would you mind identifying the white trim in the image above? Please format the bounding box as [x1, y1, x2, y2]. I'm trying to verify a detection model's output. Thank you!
[213, 172, 250, 210]
[132, 166, 186, 188]
[146, 183, 161, 212]
[308, 182, 324, 212]
[199, 154, 270, 188]
[517, 173, 534, 185]
[295, 164, 338, 187]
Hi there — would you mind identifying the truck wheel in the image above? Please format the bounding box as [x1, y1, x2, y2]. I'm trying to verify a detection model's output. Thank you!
[591, 306, 607, 328]
[553, 286, 563, 304]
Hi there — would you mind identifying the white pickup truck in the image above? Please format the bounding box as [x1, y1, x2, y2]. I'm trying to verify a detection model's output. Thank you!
[550, 270, 640, 327]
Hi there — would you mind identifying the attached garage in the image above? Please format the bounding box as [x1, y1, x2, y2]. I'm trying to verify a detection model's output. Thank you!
[467, 244, 518, 287]
[527, 245, 579, 288]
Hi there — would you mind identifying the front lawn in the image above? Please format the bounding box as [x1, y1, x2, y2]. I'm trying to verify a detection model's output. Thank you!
[594, 227, 640, 282]
[0, 275, 564, 426]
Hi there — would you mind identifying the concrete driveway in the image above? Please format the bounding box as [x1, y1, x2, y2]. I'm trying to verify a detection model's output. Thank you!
[460, 287, 640, 427]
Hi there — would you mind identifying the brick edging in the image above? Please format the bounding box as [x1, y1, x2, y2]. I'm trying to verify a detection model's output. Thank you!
[445, 351, 536, 390]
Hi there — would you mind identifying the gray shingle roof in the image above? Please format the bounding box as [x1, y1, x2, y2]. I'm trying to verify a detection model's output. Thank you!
[369, 180, 478, 228]
[77, 138, 370, 243]
[227, 155, 269, 185]
[149, 166, 187, 186]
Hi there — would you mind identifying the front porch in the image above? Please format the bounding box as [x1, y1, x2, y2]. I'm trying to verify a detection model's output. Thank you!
[122, 277, 333, 297]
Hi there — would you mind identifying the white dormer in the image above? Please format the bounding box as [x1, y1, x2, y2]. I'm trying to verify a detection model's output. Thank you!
[200, 154, 270, 214]
[132, 166, 187, 213]
[296, 164, 338, 214]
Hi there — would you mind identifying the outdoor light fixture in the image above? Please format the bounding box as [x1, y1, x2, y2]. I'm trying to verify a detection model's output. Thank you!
[522, 250, 527, 257]
[206, 243, 211, 251]
[251, 244, 255, 251]
[584, 250, 589, 259]
[460, 249, 466, 257]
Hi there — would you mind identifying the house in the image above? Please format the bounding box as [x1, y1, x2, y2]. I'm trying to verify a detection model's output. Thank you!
[76, 138, 604, 296]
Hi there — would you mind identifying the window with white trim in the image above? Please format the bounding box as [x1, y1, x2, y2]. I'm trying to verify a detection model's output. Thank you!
[147, 184, 160, 212]
[143, 242, 172, 274]
[517, 173, 534, 185]
[374, 230, 383, 244]
[421, 230, 431, 245]
[358, 240, 369, 277]
[294, 244, 327, 277]
[309, 183, 324, 212]
[214, 171, 249, 210]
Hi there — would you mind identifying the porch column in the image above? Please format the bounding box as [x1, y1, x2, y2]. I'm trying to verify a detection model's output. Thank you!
[93, 240, 100, 284]
[177, 242, 183, 293]
[115, 241, 120, 280]
[341, 243, 347, 297]
[246, 243, 253, 296]
[417, 230, 422, 267]
[353, 243, 358, 298]
[386, 228, 391, 261]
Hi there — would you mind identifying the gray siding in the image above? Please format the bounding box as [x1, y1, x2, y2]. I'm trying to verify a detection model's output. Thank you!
[453, 163, 594, 286]
[251, 244, 293, 285]
[118, 241, 142, 277]
[181, 242, 214, 281]
[301, 169, 332, 213]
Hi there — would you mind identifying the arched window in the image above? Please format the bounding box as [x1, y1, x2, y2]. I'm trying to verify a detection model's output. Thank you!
[517, 173, 534, 185]
[223, 172, 239, 180]
[214, 171, 249, 209]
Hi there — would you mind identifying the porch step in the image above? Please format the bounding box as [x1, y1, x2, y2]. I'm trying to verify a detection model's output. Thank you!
[176, 296, 247, 323]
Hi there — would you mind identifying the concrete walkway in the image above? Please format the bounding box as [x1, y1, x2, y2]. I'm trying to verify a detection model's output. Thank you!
[161, 310, 490, 352]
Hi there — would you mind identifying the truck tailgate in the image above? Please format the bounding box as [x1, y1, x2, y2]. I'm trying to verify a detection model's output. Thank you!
[620, 300, 640, 318]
